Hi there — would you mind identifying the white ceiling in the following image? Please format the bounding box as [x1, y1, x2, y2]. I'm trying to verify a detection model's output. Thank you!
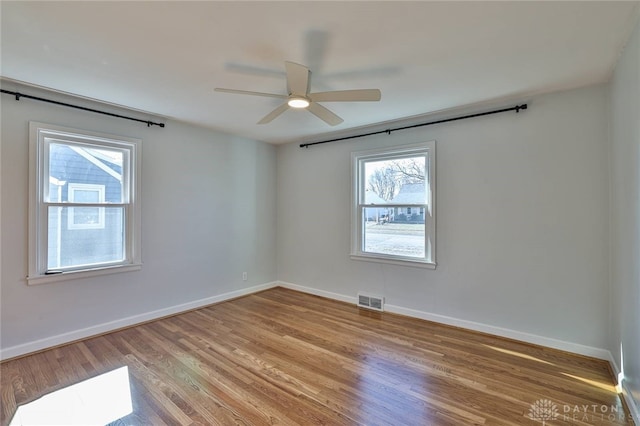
[1, 1, 638, 144]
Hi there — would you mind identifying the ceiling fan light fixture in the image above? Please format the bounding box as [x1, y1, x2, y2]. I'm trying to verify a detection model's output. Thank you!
[288, 97, 310, 108]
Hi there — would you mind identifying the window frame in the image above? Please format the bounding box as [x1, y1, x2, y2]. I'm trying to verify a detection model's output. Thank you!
[350, 141, 436, 269]
[28, 122, 142, 285]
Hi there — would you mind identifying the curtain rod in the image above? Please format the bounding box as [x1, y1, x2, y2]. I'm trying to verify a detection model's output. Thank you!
[299, 103, 527, 149]
[1, 89, 165, 128]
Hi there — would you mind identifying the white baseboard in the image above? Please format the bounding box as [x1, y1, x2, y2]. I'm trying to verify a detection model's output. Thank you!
[386, 303, 612, 360]
[278, 281, 357, 305]
[623, 383, 640, 425]
[277, 281, 611, 360]
[608, 353, 640, 424]
[0, 281, 278, 361]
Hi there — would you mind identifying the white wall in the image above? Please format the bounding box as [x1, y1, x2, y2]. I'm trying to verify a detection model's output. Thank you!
[0, 83, 278, 358]
[610, 17, 640, 416]
[1, 79, 616, 367]
[278, 84, 610, 352]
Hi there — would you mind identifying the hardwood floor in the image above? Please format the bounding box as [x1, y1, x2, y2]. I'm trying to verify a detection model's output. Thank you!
[1, 287, 634, 425]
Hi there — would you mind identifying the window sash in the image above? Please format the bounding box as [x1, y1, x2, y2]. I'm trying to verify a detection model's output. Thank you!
[358, 203, 427, 208]
[357, 205, 430, 257]
[44, 202, 128, 208]
[43, 138, 129, 204]
[42, 205, 131, 271]
[357, 153, 428, 205]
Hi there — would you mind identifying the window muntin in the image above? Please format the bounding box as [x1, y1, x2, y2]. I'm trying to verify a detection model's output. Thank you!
[351, 142, 436, 268]
[29, 123, 141, 283]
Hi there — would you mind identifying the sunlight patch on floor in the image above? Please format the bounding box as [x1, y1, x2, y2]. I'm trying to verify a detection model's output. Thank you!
[482, 345, 555, 365]
[9, 366, 132, 426]
[561, 372, 616, 393]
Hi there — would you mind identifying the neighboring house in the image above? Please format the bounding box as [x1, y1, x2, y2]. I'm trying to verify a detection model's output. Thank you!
[389, 182, 426, 223]
[364, 183, 426, 223]
[364, 190, 392, 223]
[47, 144, 123, 269]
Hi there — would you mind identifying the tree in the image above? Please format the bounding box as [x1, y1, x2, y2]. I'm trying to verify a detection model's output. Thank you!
[367, 167, 398, 201]
[367, 157, 426, 201]
[391, 158, 425, 183]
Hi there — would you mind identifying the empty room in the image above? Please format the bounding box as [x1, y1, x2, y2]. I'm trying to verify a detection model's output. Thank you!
[1, 1, 639, 425]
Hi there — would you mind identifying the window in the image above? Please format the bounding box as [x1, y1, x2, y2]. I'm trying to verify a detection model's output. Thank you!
[351, 141, 436, 268]
[28, 122, 142, 284]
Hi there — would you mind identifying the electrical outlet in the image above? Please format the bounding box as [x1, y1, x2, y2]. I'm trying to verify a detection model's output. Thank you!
[242, 272, 247, 281]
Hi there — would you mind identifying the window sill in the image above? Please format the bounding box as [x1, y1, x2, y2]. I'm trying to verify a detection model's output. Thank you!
[27, 263, 142, 286]
[350, 254, 436, 269]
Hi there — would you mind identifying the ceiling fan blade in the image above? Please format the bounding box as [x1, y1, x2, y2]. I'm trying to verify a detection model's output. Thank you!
[309, 89, 381, 103]
[214, 88, 288, 99]
[257, 103, 290, 124]
[285, 61, 310, 96]
[307, 102, 344, 126]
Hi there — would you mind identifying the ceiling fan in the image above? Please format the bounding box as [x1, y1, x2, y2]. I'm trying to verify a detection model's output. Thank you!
[215, 61, 381, 126]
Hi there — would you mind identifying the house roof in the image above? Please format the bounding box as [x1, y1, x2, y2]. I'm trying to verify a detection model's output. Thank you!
[391, 183, 426, 204]
[70, 147, 122, 182]
[364, 190, 387, 205]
